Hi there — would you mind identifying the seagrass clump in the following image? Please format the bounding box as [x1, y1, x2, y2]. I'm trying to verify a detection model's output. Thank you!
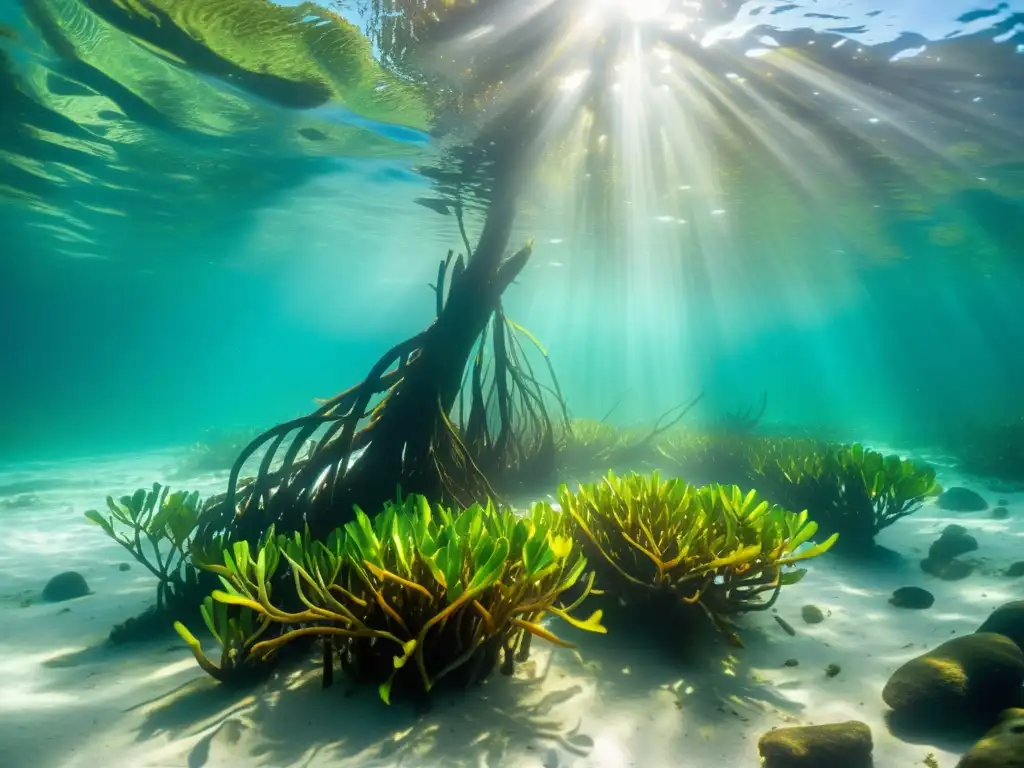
[184, 494, 605, 702]
[748, 441, 941, 552]
[558, 471, 837, 638]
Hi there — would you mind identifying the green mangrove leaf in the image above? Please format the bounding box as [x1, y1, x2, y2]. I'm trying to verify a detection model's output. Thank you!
[200, 596, 221, 644]
[467, 536, 510, 592]
[704, 544, 761, 571]
[447, 582, 465, 604]
[523, 535, 555, 576]
[779, 532, 839, 564]
[84, 508, 114, 534]
[440, 535, 463, 598]
[211, 589, 264, 613]
[554, 607, 607, 634]
[787, 520, 819, 553]
[779, 568, 807, 586]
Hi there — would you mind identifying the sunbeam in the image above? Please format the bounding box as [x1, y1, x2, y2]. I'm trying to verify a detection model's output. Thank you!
[407, 0, 1022, 421]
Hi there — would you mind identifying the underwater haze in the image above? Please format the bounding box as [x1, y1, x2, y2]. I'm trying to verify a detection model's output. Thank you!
[2, 1, 1024, 768]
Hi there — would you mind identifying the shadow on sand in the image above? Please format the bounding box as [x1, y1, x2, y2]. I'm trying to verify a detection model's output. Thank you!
[113, 604, 807, 768]
[129, 648, 596, 768]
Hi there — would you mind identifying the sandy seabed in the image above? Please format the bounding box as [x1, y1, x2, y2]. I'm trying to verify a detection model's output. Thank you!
[0, 447, 1021, 768]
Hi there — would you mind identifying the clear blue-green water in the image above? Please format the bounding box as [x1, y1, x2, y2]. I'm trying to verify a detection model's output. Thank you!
[1, 4, 1023, 766]
[2, 0, 1021, 461]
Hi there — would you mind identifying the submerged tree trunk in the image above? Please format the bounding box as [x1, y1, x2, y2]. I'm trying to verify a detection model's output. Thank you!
[204, 118, 548, 543]
[305, 179, 529, 534]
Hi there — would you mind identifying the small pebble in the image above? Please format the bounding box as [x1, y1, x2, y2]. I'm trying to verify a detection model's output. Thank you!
[783, 658, 800, 667]
[117, 563, 131, 572]
[825, 663, 841, 678]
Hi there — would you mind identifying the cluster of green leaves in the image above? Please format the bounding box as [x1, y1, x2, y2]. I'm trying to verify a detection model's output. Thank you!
[194, 494, 605, 703]
[749, 441, 941, 549]
[558, 471, 836, 621]
[174, 529, 281, 685]
[85, 483, 203, 612]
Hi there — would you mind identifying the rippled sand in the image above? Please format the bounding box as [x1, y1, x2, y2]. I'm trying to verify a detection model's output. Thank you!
[0, 449, 1020, 768]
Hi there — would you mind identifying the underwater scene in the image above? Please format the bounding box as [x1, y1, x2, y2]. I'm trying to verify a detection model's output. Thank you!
[1, 0, 1023, 766]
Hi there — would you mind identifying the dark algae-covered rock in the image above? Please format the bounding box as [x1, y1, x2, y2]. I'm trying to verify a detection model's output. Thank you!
[882, 634, 1024, 730]
[922, 526, 978, 580]
[922, 559, 975, 581]
[928, 528, 978, 562]
[957, 708, 1024, 768]
[42, 571, 91, 602]
[976, 601, 1024, 652]
[937, 487, 988, 512]
[890, 586, 935, 609]
[1006, 562, 1024, 578]
[757, 721, 873, 768]
[990, 506, 1009, 520]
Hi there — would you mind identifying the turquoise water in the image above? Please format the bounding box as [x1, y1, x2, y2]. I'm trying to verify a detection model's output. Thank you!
[2, 4, 1024, 768]
[1, 0, 1021, 462]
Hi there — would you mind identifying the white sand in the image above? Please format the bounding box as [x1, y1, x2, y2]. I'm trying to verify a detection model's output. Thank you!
[1, 448, 1021, 768]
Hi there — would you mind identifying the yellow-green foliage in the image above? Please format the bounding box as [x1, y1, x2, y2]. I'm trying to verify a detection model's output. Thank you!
[749, 441, 941, 547]
[175, 529, 281, 684]
[174, 594, 276, 684]
[558, 471, 837, 617]
[85, 483, 202, 611]
[199, 495, 605, 702]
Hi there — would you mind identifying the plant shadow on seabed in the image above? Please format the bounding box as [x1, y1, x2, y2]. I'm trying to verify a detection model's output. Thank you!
[123, 609, 806, 768]
[127, 643, 596, 768]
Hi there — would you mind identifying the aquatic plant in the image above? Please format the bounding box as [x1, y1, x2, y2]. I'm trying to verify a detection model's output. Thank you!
[195, 494, 605, 703]
[749, 442, 941, 552]
[558, 471, 836, 639]
[173, 531, 282, 685]
[85, 483, 203, 614]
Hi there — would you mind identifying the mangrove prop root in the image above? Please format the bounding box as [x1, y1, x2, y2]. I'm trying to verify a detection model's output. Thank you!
[205, 182, 562, 544]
